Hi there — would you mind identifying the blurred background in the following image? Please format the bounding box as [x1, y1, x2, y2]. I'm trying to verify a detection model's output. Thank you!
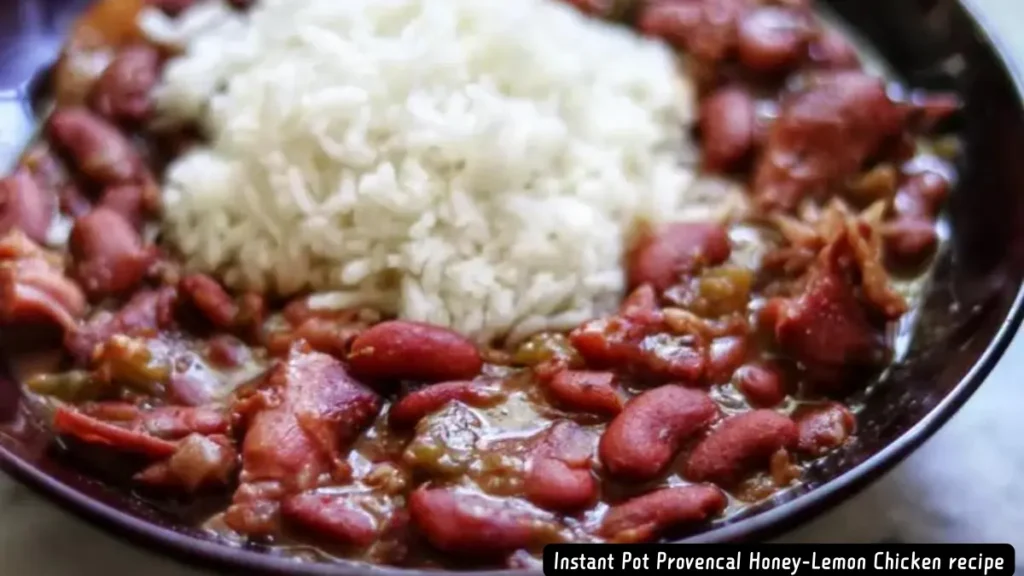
[0, 0, 1021, 573]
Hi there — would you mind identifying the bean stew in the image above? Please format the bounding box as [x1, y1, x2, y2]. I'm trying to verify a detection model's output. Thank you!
[0, 0, 962, 569]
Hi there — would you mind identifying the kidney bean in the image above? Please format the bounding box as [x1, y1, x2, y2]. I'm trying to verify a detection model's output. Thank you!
[894, 172, 950, 219]
[544, 370, 624, 417]
[794, 402, 855, 456]
[348, 320, 483, 383]
[525, 457, 596, 514]
[599, 385, 719, 481]
[235, 292, 266, 338]
[282, 492, 380, 547]
[47, 108, 142, 186]
[408, 489, 557, 556]
[734, 361, 787, 407]
[69, 208, 155, 299]
[700, 87, 756, 173]
[882, 218, 939, 265]
[705, 336, 747, 384]
[628, 222, 731, 292]
[600, 485, 727, 544]
[205, 334, 250, 369]
[91, 45, 160, 124]
[737, 7, 813, 73]
[180, 273, 238, 330]
[20, 145, 90, 218]
[0, 170, 56, 244]
[637, 0, 747, 63]
[685, 409, 799, 486]
[525, 422, 597, 512]
[388, 380, 505, 429]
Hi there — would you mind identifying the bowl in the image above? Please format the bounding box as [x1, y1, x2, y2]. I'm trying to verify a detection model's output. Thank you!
[0, 0, 1022, 573]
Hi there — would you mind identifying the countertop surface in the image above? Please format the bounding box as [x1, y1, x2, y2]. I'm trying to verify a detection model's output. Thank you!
[1, 0, 1023, 574]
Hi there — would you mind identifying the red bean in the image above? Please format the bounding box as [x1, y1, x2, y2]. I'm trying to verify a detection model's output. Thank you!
[636, 0, 702, 50]
[599, 385, 719, 481]
[600, 485, 727, 544]
[282, 493, 379, 547]
[205, 334, 250, 369]
[737, 7, 812, 73]
[700, 87, 756, 173]
[637, 0, 745, 63]
[90, 45, 161, 124]
[525, 422, 597, 512]
[894, 172, 950, 219]
[235, 292, 266, 339]
[882, 218, 939, 265]
[69, 208, 155, 298]
[388, 380, 504, 429]
[348, 320, 482, 383]
[545, 370, 624, 416]
[705, 336, 748, 384]
[408, 489, 555, 556]
[526, 458, 596, 513]
[47, 108, 142, 186]
[685, 409, 798, 486]
[0, 170, 56, 244]
[734, 361, 787, 407]
[628, 222, 732, 292]
[794, 402, 855, 456]
[180, 273, 238, 329]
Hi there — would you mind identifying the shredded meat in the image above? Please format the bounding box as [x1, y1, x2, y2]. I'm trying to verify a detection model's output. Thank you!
[0, 230, 85, 331]
[225, 343, 382, 536]
[754, 72, 909, 211]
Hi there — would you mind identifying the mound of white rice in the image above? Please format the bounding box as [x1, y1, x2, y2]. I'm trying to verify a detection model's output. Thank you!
[142, 0, 739, 343]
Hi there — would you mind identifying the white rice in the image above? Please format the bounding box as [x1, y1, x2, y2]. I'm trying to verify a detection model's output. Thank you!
[142, 0, 743, 344]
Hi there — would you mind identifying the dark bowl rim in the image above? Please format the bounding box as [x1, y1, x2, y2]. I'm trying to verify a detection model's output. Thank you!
[1, 0, 1024, 574]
